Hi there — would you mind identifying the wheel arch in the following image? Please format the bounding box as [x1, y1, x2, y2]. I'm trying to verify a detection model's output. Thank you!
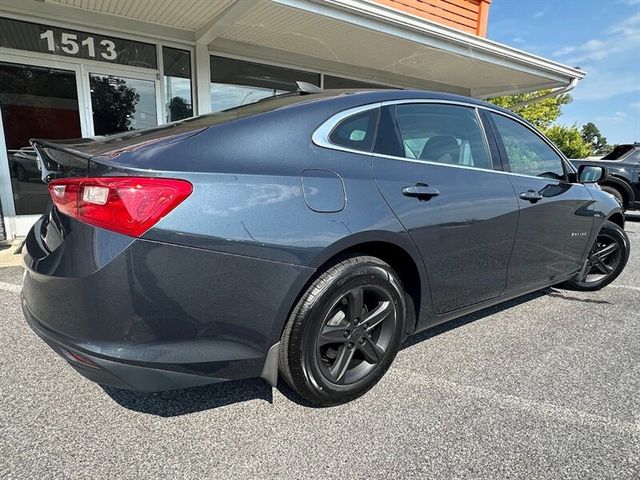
[600, 176, 635, 206]
[271, 231, 430, 349]
[607, 211, 625, 229]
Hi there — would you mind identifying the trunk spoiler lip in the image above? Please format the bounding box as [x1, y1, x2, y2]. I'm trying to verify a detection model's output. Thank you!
[29, 127, 207, 182]
[29, 138, 93, 183]
[30, 138, 94, 160]
[30, 127, 207, 162]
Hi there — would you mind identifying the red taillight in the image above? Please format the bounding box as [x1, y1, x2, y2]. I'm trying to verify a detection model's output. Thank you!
[48, 177, 193, 237]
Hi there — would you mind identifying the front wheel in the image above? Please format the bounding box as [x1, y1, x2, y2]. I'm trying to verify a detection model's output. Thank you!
[561, 220, 630, 291]
[279, 256, 406, 406]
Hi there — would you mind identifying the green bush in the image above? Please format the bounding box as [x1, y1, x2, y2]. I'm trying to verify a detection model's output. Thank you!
[544, 125, 593, 159]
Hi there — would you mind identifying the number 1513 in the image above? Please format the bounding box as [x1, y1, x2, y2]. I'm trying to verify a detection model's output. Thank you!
[40, 30, 117, 60]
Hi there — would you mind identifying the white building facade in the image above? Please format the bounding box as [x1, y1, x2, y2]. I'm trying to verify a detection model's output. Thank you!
[0, 0, 585, 240]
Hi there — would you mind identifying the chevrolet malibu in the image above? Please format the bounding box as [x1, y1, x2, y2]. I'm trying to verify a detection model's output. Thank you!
[22, 89, 629, 406]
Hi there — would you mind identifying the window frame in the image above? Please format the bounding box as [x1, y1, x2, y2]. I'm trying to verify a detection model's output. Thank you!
[313, 103, 382, 155]
[312, 99, 576, 180]
[327, 107, 380, 153]
[485, 110, 574, 182]
[387, 102, 496, 171]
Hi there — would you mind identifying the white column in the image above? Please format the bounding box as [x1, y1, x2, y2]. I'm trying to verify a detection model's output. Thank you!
[195, 43, 212, 115]
[0, 109, 16, 240]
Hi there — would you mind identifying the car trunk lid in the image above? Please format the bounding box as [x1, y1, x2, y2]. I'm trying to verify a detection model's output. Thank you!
[30, 122, 207, 181]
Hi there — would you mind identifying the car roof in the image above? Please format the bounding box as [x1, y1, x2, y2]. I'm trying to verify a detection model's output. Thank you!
[293, 88, 504, 108]
[266, 88, 519, 121]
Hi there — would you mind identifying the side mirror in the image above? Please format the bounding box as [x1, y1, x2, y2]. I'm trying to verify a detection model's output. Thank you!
[577, 164, 608, 184]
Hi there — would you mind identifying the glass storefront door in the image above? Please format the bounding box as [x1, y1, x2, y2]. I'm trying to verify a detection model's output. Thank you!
[0, 61, 83, 222]
[88, 72, 158, 135]
[0, 59, 161, 237]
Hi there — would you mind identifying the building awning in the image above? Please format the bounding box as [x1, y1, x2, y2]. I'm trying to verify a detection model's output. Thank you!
[3, 0, 585, 98]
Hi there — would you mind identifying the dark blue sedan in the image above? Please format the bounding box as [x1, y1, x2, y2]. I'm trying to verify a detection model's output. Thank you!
[22, 89, 629, 405]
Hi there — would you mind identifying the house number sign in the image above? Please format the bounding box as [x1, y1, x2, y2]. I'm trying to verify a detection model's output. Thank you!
[0, 17, 157, 69]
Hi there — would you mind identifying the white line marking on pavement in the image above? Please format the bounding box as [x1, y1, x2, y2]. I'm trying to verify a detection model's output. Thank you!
[608, 285, 640, 292]
[406, 373, 640, 435]
[0, 282, 21, 294]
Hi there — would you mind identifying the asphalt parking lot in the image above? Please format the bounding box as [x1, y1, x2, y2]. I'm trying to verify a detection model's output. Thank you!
[1, 219, 639, 480]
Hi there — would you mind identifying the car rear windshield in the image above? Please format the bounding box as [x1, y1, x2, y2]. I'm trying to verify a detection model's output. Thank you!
[602, 144, 635, 160]
[176, 92, 336, 129]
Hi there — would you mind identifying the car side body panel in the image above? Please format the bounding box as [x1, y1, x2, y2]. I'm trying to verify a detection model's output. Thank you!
[21, 89, 627, 393]
[503, 176, 595, 291]
[373, 156, 518, 314]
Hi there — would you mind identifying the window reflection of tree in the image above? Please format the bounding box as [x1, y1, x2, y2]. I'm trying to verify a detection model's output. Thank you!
[168, 96, 192, 121]
[91, 76, 139, 135]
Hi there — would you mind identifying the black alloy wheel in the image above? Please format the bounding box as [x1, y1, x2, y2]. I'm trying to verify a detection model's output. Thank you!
[279, 256, 406, 406]
[562, 220, 630, 291]
[583, 232, 622, 283]
[317, 284, 396, 385]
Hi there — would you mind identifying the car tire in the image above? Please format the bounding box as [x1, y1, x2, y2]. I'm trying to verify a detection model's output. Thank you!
[561, 221, 630, 291]
[600, 185, 625, 208]
[279, 255, 406, 406]
[15, 164, 26, 182]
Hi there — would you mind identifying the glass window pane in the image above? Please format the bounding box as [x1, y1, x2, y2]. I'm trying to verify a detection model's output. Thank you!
[491, 113, 565, 179]
[0, 62, 81, 215]
[329, 109, 379, 152]
[90, 74, 157, 135]
[323, 75, 391, 89]
[0, 17, 157, 69]
[392, 104, 492, 169]
[163, 47, 193, 122]
[210, 56, 319, 111]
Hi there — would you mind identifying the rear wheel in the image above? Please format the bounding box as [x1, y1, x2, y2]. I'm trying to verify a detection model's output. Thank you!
[561, 221, 630, 291]
[279, 256, 405, 406]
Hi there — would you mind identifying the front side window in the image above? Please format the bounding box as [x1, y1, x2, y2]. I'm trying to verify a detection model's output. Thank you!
[491, 113, 565, 179]
[390, 104, 493, 170]
[329, 109, 378, 152]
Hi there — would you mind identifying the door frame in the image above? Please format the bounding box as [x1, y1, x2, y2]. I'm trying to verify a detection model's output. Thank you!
[0, 51, 162, 237]
[0, 52, 91, 238]
[81, 63, 161, 137]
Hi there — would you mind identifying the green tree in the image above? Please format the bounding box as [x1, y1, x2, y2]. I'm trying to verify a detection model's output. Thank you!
[581, 122, 612, 155]
[489, 89, 572, 129]
[545, 125, 592, 158]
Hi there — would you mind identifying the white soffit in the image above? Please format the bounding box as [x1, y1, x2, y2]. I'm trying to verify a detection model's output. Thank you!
[48, 0, 237, 31]
[10, 0, 585, 97]
[213, 1, 558, 95]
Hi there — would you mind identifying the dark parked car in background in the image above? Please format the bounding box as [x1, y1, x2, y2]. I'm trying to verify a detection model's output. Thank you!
[571, 143, 640, 210]
[22, 89, 629, 406]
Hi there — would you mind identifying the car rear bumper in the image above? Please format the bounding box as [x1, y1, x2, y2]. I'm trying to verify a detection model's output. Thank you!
[23, 298, 227, 390]
[22, 216, 314, 391]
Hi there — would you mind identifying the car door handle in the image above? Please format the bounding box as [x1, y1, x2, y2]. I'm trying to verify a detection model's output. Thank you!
[519, 190, 543, 203]
[402, 184, 440, 199]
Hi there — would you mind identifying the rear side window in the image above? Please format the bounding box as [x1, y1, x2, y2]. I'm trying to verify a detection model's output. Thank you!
[491, 113, 566, 180]
[388, 104, 493, 170]
[329, 109, 379, 152]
